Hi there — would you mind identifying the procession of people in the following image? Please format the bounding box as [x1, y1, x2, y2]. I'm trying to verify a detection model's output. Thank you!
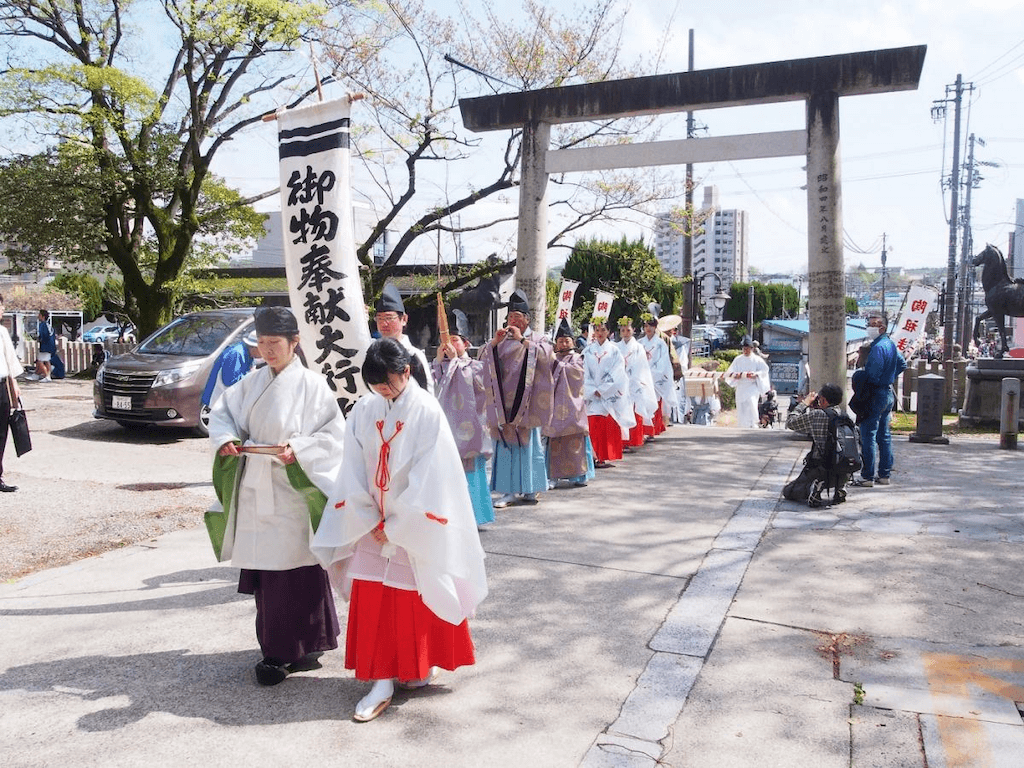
[202, 288, 780, 724]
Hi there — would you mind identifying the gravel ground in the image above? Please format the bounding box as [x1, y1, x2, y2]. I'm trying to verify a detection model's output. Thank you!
[0, 376, 213, 581]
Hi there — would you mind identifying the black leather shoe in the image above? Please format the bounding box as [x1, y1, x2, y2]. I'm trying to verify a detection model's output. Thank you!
[0, 481, 17, 492]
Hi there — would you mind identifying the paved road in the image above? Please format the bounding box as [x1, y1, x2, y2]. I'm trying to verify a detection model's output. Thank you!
[2, 386, 1024, 767]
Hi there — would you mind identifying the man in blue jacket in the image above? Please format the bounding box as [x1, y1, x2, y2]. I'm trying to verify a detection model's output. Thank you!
[851, 313, 907, 487]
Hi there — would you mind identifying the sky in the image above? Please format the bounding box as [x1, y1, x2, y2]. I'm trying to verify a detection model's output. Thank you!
[215, 0, 1024, 279]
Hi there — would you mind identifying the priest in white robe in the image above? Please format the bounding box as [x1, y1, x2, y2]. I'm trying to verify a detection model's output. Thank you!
[373, 282, 433, 395]
[207, 306, 346, 687]
[724, 336, 771, 428]
[312, 338, 487, 723]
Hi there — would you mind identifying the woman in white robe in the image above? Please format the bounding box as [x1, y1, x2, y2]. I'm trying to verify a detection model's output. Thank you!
[207, 307, 346, 687]
[312, 338, 487, 722]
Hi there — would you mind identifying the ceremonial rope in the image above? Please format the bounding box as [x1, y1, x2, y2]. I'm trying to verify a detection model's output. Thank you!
[374, 419, 403, 528]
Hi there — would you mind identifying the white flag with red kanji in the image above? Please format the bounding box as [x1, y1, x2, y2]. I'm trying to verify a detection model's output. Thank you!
[890, 284, 938, 356]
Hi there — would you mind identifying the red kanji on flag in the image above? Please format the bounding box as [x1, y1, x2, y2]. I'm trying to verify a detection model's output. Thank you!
[911, 300, 928, 313]
[597, 301, 609, 312]
[561, 290, 573, 301]
[896, 337, 909, 350]
[558, 309, 568, 318]
[903, 319, 918, 332]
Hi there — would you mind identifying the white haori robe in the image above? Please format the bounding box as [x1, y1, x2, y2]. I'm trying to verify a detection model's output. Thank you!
[724, 352, 771, 428]
[207, 356, 346, 570]
[640, 333, 677, 419]
[583, 340, 635, 436]
[617, 337, 658, 426]
[311, 379, 488, 626]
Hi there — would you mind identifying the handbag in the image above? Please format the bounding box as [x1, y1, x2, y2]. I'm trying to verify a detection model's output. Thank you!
[6, 377, 31, 457]
[782, 452, 823, 501]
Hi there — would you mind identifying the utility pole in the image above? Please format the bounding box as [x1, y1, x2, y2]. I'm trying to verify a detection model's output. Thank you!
[880, 233, 888, 322]
[957, 134, 978, 351]
[681, 28, 696, 338]
[934, 74, 973, 357]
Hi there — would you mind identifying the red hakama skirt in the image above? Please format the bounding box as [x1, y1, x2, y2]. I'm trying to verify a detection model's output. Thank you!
[626, 410, 645, 447]
[644, 402, 666, 436]
[588, 414, 623, 462]
[346, 579, 475, 682]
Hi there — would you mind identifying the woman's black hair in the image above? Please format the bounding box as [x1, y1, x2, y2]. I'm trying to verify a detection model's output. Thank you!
[361, 336, 429, 390]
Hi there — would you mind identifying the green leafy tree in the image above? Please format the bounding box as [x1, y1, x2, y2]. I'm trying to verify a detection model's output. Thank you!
[50, 273, 104, 321]
[0, 0, 324, 336]
[722, 282, 798, 328]
[561, 236, 681, 328]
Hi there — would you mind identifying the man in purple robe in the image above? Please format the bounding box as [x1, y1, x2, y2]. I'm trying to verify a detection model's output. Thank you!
[479, 289, 554, 508]
[432, 309, 495, 527]
[544, 319, 592, 488]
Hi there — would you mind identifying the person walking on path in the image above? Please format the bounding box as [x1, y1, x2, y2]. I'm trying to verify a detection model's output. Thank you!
[545, 319, 593, 487]
[432, 310, 496, 527]
[373, 283, 434, 395]
[312, 338, 488, 723]
[724, 336, 771, 429]
[583, 319, 633, 468]
[638, 317, 675, 437]
[35, 309, 56, 382]
[207, 306, 347, 688]
[478, 289, 554, 508]
[616, 317, 657, 450]
[0, 294, 24, 492]
[851, 312, 907, 487]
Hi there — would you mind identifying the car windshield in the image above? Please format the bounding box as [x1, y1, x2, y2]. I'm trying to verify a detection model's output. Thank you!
[138, 315, 243, 356]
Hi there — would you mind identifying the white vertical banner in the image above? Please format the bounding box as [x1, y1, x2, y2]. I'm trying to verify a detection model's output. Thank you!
[588, 290, 616, 342]
[890, 284, 938, 357]
[278, 98, 372, 414]
[592, 291, 615, 325]
[554, 279, 580, 330]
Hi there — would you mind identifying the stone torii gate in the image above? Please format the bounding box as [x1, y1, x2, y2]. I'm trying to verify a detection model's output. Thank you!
[459, 45, 926, 393]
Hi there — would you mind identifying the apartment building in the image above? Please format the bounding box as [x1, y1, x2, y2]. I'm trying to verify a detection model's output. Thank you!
[654, 185, 748, 283]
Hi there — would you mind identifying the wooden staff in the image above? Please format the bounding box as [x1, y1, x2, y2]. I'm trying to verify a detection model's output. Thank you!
[437, 292, 450, 351]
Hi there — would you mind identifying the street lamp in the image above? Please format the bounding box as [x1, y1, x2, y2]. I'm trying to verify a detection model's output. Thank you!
[697, 272, 730, 324]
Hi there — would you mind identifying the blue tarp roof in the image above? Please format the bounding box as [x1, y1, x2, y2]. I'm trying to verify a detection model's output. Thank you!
[762, 319, 869, 343]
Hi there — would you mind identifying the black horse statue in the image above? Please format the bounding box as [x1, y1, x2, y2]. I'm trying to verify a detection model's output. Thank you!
[972, 244, 1024, 358]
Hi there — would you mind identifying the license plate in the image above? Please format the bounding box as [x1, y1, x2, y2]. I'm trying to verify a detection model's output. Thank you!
[112, 395, 132, 410]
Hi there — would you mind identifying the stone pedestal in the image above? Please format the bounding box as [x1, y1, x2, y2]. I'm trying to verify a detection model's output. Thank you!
[959, 359, 1024, 428]
[910, 373, 949, 444]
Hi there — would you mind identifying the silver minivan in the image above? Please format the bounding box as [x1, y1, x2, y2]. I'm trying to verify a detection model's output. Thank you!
[93, 308, 255, 435]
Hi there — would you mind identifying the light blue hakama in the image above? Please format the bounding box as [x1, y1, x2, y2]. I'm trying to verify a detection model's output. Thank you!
[491, 427, 548, 495]
[466, 454, 495, 526]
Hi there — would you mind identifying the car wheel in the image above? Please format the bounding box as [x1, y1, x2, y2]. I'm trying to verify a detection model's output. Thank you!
[195, 404, 211, 437]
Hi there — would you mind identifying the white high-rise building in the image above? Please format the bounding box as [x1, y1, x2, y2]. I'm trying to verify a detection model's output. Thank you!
[1012, 197, 1024, 279]
[653, 185, 748, 284]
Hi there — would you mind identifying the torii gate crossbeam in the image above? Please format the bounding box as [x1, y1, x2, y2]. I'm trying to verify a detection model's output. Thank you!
[459, 45, 926, 395]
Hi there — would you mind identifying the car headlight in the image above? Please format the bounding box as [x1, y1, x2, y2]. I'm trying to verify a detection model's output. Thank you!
[96, 361, 105, 385]
[153, 361, 204, 388]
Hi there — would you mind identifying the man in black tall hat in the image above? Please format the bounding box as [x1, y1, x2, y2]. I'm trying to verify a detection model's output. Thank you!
[373, 283, 433, 394]
[543, 318, 591, 488]
[479, 288, 554, 508]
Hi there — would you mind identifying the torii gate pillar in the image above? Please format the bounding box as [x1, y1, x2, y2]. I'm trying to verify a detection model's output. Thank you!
[518, 120, 550, 331]
[806, 91, 846, 393]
